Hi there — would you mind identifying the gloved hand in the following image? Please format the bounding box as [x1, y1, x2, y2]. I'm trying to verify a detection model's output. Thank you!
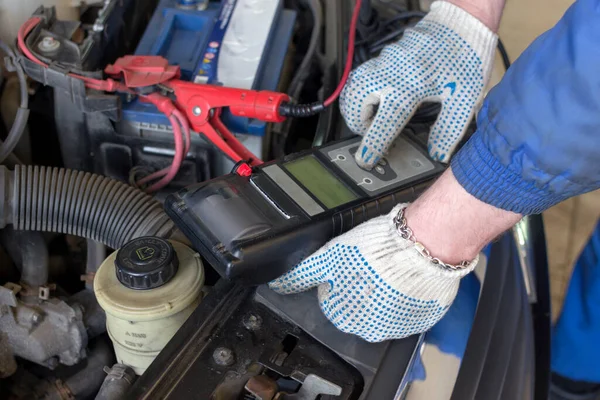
[268, 204, 478, 342]
[341, 1, 497, 168]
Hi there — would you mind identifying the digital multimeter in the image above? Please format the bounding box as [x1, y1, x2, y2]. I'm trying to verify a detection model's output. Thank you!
[165, 134, 445, 284]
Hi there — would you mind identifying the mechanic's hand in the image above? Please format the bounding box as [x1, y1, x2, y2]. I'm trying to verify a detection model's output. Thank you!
[268, 204, 478, 343]
[341, 1, 497, 168]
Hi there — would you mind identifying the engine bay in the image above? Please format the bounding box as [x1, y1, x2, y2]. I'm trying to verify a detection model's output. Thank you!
[0, 1, 497, 399]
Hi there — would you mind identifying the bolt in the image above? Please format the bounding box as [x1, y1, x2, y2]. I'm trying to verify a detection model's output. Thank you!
[192, 106, 202, 116]
[213, 347, 235, 366]
[38, 36, 60, 53]
[31, 313, 41, 324]
[46, 357, 59, 369]
[243, 314, 262, 331]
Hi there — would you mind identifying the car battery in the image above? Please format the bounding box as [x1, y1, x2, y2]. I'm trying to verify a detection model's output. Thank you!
[117, 0, 296, 177]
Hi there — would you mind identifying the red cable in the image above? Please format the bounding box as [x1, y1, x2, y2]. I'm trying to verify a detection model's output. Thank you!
[19, 3, 363, 188]
[323, 0, 362, 107]
[17, 18, 45, 67]
[19, 17, 185, 192]
[137, 114, 185, 192]
[18, 17, 128, 93]
[174, 108, 192, 156]
[136, 109, 191, 191]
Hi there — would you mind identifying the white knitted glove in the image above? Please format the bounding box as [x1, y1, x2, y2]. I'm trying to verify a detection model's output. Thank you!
[269, 204, 478, 342]
[341, 1, 497, 168]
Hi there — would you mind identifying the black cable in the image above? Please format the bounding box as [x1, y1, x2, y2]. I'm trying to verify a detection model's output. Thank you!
[275, 0, 323, 157]
[0, 68, 6, 140]
[411, 103, 441, 124]
[355, 2, 382, 65]
[375, 0, 405, 13]
[279, 0, 363, 119]
[497, 38, 511, 70]
[356, 45, 369, 64]
[380, 11, 426, 28]
[278, 102, 325, 118]
[281, 1, 512, 128]
[359, 0, 374, 25]
[288, 0, 322, 100]
[355, 12, 423, 47]
[368, 26, 409, 52]
[0, 40, 30, 165]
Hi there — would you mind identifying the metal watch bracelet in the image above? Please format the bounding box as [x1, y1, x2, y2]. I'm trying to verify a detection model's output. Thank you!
[393, 207, 472, 271]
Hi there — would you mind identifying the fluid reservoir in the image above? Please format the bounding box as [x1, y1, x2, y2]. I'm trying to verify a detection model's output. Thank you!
[94, 237, 204, 375]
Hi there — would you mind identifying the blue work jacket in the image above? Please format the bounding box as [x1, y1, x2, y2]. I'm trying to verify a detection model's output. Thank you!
[451, 0, 600, 215]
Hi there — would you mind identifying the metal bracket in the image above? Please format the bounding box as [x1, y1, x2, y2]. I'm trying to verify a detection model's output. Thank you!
[19, 56, 121, 120]
[0, 284, 20, 307]
[280, 374, 342, 400]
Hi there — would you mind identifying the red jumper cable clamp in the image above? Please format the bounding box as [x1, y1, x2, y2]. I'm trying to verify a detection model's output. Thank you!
[104, 55, 290, 167]
[16, 0, 362, 191]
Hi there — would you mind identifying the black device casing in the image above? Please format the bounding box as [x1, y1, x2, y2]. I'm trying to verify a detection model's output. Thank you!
[165, 136, 444, 284]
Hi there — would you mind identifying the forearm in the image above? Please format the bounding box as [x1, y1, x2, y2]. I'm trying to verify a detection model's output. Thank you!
[446, 0, 506, 32]
[405, 169, 521, 264]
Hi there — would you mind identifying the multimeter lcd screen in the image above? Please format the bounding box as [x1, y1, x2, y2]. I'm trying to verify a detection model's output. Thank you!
[284, 156, 358, 208]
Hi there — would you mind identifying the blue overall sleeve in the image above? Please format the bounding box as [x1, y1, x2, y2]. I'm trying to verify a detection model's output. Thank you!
[451, 0, 600, 215]
[552, 221, 600, 383]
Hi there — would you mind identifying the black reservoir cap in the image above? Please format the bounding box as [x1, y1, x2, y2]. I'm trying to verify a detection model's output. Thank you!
[115, 237, 179, 290]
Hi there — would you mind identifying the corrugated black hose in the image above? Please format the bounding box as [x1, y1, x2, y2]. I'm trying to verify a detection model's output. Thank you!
[0, 165, 178, 249]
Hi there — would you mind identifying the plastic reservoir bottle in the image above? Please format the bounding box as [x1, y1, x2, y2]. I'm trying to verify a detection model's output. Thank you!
[94, 237, 204, 375]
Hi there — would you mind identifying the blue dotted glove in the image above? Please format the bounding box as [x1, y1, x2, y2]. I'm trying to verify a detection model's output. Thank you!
[268, 205, 478, 342]
[340, 1, 497, 168]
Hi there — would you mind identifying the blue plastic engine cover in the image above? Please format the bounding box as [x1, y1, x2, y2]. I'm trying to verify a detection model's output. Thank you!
[121, 0, 295, 136]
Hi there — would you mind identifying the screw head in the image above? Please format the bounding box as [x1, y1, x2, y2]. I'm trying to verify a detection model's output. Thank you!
[243, 314, 262, 331]
[192, 106, 202, 116]
[213, 347, 235, 366]
[46, 357, 59, 369]
[38, 36, 60, 52]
